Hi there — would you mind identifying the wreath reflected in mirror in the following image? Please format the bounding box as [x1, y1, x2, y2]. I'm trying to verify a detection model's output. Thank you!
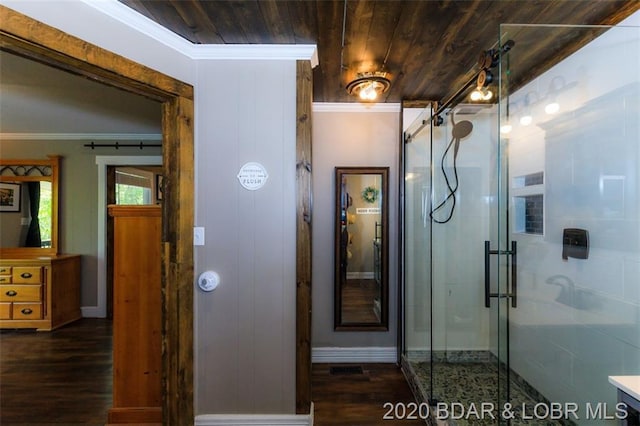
[361, 186, 379, 204]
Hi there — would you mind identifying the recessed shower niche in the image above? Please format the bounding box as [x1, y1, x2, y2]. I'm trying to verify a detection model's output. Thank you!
[513, 172, 544, 235]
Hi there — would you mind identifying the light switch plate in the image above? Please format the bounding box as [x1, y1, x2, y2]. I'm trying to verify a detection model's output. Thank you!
[193, 227, 205, 246]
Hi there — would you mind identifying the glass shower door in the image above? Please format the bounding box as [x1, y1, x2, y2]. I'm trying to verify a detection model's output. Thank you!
[487, 112, 512, 424]
[403, 101, 510, 425]
[404, 20, 640, 426]
[495, 22, 640, 426]
[402, 107, 433, 405]
[429, 103, 510, 424]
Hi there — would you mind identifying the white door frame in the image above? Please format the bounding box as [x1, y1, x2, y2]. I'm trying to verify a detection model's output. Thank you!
[82, 155, 162, 318]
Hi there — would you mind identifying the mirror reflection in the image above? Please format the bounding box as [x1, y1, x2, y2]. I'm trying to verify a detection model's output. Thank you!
[0, 156, 59, 255]
[335, 167, 388, 330]
[0, 181, 52, 248]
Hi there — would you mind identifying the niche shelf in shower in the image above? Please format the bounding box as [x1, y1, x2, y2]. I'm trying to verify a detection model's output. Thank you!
[512, 171, 544, 235]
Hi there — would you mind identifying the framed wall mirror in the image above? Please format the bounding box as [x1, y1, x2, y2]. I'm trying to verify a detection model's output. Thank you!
[334, 167, 389, 331]
[0, 156, 60, 257]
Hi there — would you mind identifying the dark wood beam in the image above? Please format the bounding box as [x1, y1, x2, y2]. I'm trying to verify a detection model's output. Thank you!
[295, 59, 313, 415]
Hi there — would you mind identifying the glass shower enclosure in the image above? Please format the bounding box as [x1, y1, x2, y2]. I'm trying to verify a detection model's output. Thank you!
[402, 21, 639, 425]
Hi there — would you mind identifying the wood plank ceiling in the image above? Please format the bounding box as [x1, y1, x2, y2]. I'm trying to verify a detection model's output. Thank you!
[119, 0, 639, 103]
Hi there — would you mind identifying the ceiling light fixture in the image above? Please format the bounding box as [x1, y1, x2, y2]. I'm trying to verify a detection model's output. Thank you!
[346, 71, 391, 101]
[470, 67, 495, 103]
[339, 0, 393, 103]
[470, 86, 493, 101]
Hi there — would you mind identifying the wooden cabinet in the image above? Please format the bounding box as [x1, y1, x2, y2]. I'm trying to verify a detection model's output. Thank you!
[107, 205, 162, 424]
[0, 255, 81, 331]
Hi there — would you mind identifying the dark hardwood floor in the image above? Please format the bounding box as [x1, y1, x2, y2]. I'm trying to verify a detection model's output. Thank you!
[1, 319, 423, 425]
[0, 319, 112, 426]
[312, 363, 426, 425]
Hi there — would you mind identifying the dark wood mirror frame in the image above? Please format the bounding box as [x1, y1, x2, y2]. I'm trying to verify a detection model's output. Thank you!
[334, 166, 389, 331]
[0, 155, 60, 257]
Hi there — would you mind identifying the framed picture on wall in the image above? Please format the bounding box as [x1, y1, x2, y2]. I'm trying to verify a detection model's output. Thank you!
[0, 182, 21, 212]
[155, 174, 164, 201]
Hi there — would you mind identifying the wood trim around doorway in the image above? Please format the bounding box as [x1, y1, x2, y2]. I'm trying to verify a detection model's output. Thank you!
[295, 60, 313, 414]
[0, 5, 195, 425]
[1, 4, 315, 422]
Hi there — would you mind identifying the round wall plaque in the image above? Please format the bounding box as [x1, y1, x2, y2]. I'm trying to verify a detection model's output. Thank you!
[237, 162, 269, 191]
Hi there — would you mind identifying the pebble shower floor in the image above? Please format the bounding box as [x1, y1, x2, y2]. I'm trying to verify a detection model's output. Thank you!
[408, 359, 572, 426]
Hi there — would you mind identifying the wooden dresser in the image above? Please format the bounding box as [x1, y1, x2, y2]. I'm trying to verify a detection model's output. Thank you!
[0, 255, 81, 331]
[108, 205, 162, 424]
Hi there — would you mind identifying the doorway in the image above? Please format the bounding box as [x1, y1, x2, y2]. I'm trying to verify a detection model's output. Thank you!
[103, 161, 162, 319]
[105, 162, 163, 318]
[0, 6, 195, 424]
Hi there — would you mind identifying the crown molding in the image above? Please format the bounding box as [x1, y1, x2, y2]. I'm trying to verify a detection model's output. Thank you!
[81, 0, 318, 66]
[80, 0, 193, 53]
[189, 44, 318, 67]
[0, 133, 162, 141]
[313, 102, 401, 113]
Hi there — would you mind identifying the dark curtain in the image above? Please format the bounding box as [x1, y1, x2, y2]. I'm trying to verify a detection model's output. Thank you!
[25, 182, 41, 247]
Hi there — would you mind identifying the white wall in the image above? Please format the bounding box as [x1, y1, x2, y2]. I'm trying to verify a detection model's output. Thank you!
[311, 106, 399, 351]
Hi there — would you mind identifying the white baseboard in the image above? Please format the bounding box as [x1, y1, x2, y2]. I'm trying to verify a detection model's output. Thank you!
[195, 404, 314, 426]
[81, 306, 104, 318]
[312, 347, 397, 363]
[346, 272, 374, 280]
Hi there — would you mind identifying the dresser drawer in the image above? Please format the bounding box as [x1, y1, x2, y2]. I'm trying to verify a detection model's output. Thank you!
[13, 267, 43, 284]
[0, 302, 11, 319]
[0, 275, 11, 284]
[0, 285, 43, 302]
[0, 266, 12, 275]
[13, 303, 42, 320]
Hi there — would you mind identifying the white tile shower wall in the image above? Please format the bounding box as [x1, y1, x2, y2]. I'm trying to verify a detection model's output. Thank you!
[624, 259, 640, 304]
[506, 21, 640, 424]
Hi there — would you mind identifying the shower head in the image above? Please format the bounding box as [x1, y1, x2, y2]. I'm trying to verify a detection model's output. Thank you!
[452, 120, 473, 139]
